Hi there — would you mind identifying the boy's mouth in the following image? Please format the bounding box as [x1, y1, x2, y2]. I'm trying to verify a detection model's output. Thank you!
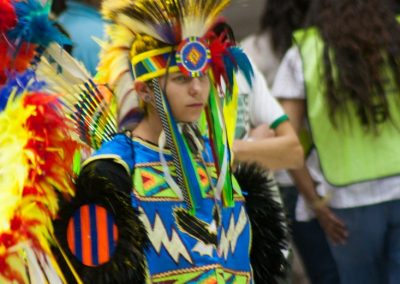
[186, 103, 203, 108]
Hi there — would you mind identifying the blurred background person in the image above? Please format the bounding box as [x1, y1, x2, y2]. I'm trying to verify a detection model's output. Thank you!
[211, 20, 303, 284]
[240, 0, 309, 85]
[50, 0, 73, 54]
[273, 0, 400, 283]
[239, 1, 340, 284]
[56, 0, 105, 75]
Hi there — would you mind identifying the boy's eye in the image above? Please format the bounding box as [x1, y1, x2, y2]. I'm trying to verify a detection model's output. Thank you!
[197, 74, 208, 82]
[173, 75, 191, 83]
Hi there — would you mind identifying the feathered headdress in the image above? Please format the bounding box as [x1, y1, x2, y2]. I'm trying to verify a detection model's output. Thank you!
[98, 0, 253, 126]
[97, 0, 253, 215]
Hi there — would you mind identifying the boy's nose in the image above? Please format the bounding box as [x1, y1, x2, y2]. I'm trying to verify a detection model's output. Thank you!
[188, 78, 202, 96]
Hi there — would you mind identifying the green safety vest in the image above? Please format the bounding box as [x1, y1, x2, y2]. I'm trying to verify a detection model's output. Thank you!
[294, 27, 400, 186]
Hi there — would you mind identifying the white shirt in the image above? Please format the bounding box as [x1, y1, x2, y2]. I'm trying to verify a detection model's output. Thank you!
[241, 34, 294, 186]
[235, 62, 287, 140]
[235, 61, 288, 204]
[272, 46, 400, 220]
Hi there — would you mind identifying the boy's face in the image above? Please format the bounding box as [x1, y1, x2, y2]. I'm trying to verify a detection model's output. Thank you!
[158, 72, 210, 123]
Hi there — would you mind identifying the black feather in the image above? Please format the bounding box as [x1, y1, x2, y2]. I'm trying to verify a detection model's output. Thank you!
[54, 159, 148, 284]
[234, 162, 289, 284]
[174, 207, 218, 246]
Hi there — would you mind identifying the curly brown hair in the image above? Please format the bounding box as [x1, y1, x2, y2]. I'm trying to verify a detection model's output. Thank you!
[310, 0, 400, 130]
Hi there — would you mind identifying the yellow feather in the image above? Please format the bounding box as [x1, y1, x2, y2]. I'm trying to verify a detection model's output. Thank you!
[0, 94, 33, 232]
[117, 14, 165, 42]
[223, 76, 239, 148]
[98, 24, 134, 83]
[101, 0, 135, 20]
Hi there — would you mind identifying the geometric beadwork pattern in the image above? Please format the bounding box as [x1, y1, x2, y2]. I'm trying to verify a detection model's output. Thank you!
[133, 163, 219, 200]
[135, 165, 176, 198]
[151, 265, 251, 284]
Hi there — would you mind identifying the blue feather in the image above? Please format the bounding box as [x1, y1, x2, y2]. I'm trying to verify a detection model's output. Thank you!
[228, 47, 254, 88]
[222, 47, 254, 102]
[223, 54, 235, 91]
[8, 0, 70, 48]
[0, 69, 46, 111]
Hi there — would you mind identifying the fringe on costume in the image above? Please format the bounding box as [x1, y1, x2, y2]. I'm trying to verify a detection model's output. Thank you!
[54, 159, 148, 284]
[234, 162, 289, 284]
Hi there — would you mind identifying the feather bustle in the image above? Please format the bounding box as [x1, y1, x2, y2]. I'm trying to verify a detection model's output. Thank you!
[0, 86, 81, 283]
[36, 44, 118, 148]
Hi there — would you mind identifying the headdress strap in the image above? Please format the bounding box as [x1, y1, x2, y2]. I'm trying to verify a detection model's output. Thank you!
[131, 37, 212, 82]
[152, 77, 203, 213]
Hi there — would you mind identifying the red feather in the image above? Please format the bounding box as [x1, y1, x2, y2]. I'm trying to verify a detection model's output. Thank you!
[0, 0, 17, 33]
[206, 30, 234, 91]
[0, 42, 10, 85]
[0, 41, 37, 85]
[13, 43, 37, 72]
[23, 93, 80, 208]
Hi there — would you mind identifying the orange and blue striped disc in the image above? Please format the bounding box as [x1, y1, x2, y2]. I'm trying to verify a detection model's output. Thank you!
[67, 204, 118, 266]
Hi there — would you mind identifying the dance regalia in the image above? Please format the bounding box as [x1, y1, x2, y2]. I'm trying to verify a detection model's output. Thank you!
[83, 134, 253, 282]
[0, 0, 289, 283]
[51, 0, 289, 282]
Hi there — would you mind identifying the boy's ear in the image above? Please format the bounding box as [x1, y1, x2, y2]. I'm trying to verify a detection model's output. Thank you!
[134, 81, 152, 100]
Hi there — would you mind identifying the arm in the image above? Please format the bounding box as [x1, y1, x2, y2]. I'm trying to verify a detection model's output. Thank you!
[232, 120, 304, 170]
[278, 99, 322, 205]
[232, 61, 304, 170]
[280, 98, 348, 244]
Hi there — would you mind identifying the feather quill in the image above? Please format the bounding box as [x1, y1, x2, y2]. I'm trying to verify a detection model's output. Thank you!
[36, 43, 118, 148]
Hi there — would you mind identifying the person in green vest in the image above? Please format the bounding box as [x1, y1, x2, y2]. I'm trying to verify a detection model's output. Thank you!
[243, 0, 340, 283]
[272, 0, 400, 283]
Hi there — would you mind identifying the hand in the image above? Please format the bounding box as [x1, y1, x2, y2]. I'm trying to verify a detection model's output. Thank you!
[314, 205, 348, 245]
[248, 124, 275, 140]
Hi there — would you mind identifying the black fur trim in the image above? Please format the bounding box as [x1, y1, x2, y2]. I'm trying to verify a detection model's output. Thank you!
[234, 162, 289, 284]
[54, 159, 148, 284]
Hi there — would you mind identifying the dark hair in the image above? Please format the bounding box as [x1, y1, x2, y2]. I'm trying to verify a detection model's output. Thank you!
[211, 21, 236, 43]
[309, 0, 400, 130]
[51, 0, 67, 16]
[260, 0, 310, 58]
[52, 0, 101, 15]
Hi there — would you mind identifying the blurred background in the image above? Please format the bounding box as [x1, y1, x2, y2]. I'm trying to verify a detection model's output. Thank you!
[223, 0, 265, 40]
